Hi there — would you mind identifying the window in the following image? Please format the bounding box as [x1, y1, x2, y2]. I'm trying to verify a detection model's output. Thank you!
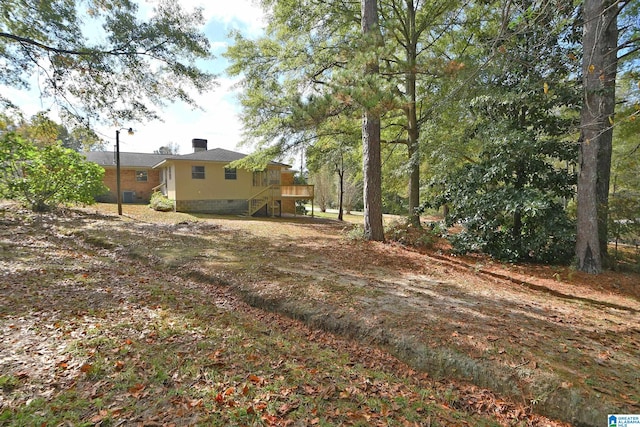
[225, 167, 237, 180]
[192, 165, 205, 179]
[252, 171, 266, 187]
[268, 169, 280, 185]
[168, 167, 172, 180]
[135, 170, 148, 182]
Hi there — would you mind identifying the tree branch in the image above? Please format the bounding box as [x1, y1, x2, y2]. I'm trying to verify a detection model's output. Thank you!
[1, 32, 143, 57]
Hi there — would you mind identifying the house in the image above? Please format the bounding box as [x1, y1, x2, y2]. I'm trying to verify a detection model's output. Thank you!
[83, 151, 167, 204]
[84, 139, 314, 216]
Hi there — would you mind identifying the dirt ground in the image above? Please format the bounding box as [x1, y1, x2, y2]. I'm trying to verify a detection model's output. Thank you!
[1, 203, 638, 426]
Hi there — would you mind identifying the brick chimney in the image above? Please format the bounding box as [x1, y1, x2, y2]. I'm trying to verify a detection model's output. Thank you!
[192, 138, 208, 152]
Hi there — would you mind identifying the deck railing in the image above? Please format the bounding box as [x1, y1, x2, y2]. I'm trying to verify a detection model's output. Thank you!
[247, 184, 315, 216]
[280, 185, 314, 198]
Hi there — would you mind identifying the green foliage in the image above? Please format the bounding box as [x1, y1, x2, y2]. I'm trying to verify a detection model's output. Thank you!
[0, 374, 19, 392]
[609, 191, 640, 246]
[295, 200, 308, 215]
[0, 132, 107, 211]
[431, 132, 577, 263]
[385, 220, 437, 249]
[425, 0, 580, 264]
[149, 191, 174, 212]
[0, 0, 214, 125]
[345, 224, 366, 241]
[14, 112, 105, 151]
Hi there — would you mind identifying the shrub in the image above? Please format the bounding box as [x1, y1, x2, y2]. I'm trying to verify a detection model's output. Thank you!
[0, 132, 107, 212]
[385, 220, 437, 250]
[149, 191, 174, 212]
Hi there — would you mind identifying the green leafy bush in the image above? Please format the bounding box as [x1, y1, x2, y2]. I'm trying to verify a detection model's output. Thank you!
[429, 129, 576, 264]
[0, 132, 107, 212]
[149, 191, 174, 212]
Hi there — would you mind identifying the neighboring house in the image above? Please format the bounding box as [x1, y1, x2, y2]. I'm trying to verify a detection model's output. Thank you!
[83, 151, 167, 204]
[84, 139, 314, 216]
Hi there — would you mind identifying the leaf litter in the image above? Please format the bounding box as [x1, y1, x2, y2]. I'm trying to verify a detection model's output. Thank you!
[1, 202, 637, 426]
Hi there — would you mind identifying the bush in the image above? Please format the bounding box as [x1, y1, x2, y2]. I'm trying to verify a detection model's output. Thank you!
[345, 224, 366, 241]
[429, 130, 577, 264]
[295, 200, 308, 215]
[385, 220, 438, 250]
[0, 132, 107, 212]
[149, 191, 174, 212]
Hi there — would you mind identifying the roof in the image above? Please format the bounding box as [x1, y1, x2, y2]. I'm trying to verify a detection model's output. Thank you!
[83, 151, 167, 168]
[175, 148, 249, 162]
[84, 148, 291, 169]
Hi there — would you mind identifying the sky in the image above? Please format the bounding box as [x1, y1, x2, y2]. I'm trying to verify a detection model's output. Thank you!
[4, 0, 267, 157]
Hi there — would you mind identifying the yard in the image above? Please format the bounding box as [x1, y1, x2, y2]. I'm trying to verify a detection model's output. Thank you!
[1, 202, 638, 426]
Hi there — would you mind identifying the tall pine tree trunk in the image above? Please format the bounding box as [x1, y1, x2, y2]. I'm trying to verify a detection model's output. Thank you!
[405, 0, 421, 229]
[577, 0, 618, 273]
[361, 0, 385, 241]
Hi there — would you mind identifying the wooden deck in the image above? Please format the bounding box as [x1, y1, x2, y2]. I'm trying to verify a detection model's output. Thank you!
[248, 184, 315, 216]
[280, 185, 314, 198]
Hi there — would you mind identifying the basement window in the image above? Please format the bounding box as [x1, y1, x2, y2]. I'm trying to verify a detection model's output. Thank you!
[192, 166, 205, 179]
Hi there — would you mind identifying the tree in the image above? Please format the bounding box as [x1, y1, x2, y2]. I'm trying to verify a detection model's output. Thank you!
[378, 0, 464, 227]
[0, 133, 107, 212]
[154, 142, 180, 155]
[309, 165, 335, 212]
[430, 0, 580, 263]
[0, 0, 214, 127]
[307, 120, 361, 220]
[576, 0, 620, 273]
[361, 0, 385, 241]
[15, 112, 104, 151]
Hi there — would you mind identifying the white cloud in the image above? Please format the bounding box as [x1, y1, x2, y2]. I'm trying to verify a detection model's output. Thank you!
[179, 0, 267, 36]
[99, 76, 246, 155]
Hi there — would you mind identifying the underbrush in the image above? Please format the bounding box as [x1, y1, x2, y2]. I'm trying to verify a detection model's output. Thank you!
[384, 220, 441, 250]
[149, 192, 174, 212]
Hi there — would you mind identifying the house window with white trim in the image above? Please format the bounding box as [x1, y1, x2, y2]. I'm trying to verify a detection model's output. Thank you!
[225, 167, 237, 180]
[192, 166, 205, 179]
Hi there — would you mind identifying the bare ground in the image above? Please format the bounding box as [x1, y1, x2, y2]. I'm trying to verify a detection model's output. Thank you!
[1, 203, 638, 426]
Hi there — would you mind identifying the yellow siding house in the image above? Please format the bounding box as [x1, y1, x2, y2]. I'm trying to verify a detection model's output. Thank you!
[152, 139, 314, 215]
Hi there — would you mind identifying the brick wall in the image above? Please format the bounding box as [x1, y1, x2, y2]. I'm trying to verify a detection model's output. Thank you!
[98, 168, 161, 203]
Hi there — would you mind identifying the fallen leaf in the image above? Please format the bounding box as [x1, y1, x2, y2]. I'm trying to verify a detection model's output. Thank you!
[128, 383, 145, 398]
[248, 374, 263, 384]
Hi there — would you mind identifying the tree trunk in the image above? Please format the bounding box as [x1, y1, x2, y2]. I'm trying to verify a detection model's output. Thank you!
[405, 0, 421, 229]
[361, 0, 385, 241]
[596, 2, 618, 268]
[336, 156, 345, 221]
[576, 0, 618, 274]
